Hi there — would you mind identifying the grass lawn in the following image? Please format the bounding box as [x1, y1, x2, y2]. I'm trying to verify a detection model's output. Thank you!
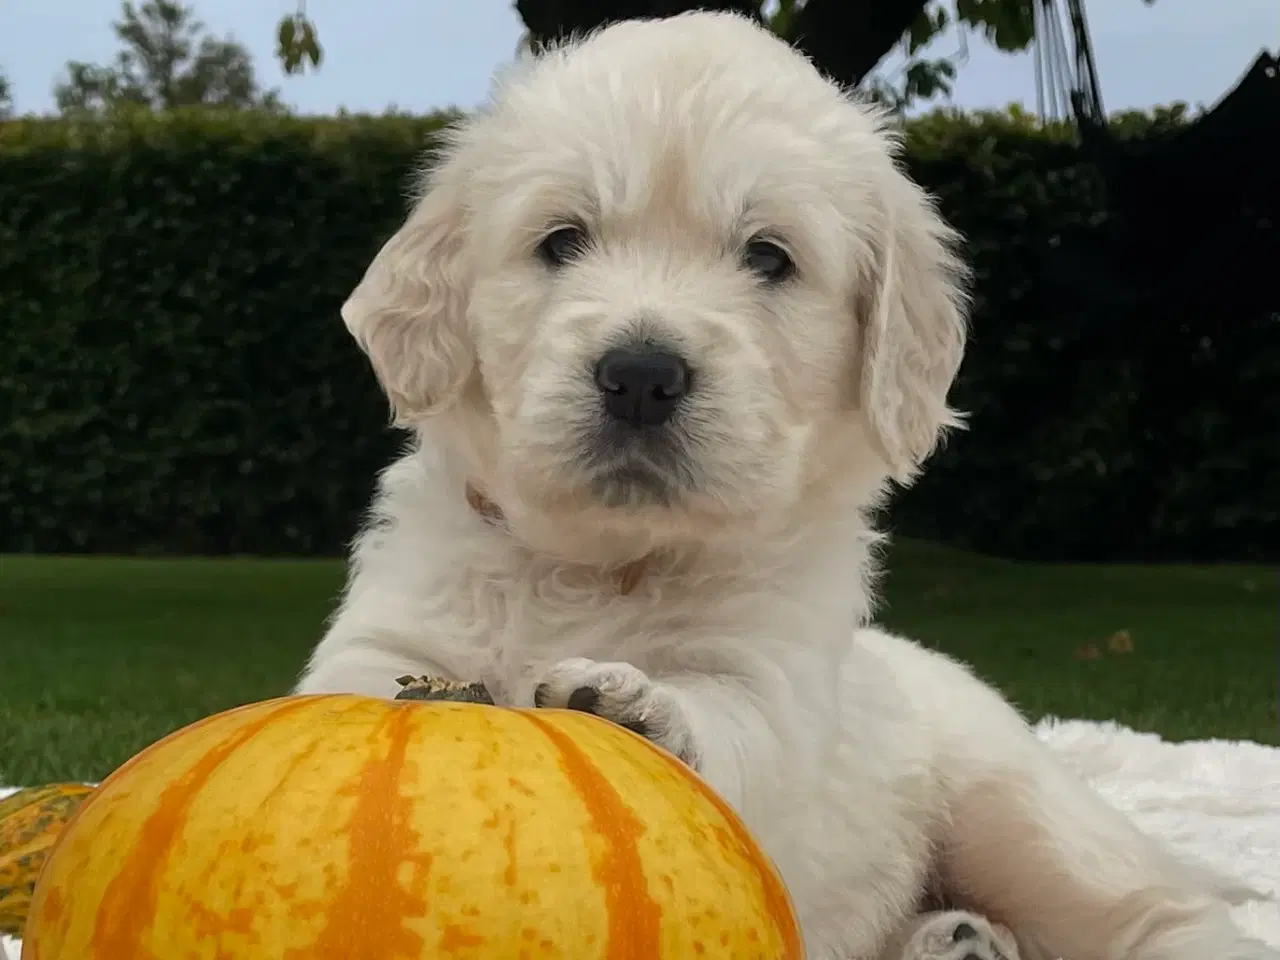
[0, 542, 1275, 786]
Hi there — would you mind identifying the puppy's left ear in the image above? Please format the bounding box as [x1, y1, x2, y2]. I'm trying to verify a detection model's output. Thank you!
[858, 174, 969, 483]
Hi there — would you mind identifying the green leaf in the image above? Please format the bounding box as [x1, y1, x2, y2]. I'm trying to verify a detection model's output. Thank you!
[300, 22, 323, 69]
[276, 15, 296, 57]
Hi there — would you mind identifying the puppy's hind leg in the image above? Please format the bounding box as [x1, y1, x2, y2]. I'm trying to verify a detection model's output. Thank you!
[938, 751, 1279, 960]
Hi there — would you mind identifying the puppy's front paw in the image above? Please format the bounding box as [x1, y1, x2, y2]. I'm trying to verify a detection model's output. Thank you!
[897, 911, 1019, 960]
[534, 658, 698, 768]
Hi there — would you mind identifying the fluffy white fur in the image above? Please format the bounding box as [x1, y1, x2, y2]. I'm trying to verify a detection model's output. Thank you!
[297, 12, 1276, 960]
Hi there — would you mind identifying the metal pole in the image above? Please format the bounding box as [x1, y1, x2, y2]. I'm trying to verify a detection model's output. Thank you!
[1066, 0, 1106, 121]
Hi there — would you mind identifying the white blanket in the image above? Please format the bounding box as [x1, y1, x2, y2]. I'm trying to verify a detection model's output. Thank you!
[4, 718, 1278, 957]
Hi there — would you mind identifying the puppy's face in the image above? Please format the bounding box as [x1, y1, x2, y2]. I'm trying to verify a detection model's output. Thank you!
[343, 12, 967, 554]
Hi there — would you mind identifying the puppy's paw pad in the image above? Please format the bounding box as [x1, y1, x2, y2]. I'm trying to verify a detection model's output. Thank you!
[533, 659, 697, 766]
[902, 911, 1018, 960]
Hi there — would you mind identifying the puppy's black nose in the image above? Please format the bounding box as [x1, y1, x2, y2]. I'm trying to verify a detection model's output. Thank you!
[594, 347, 690, 427]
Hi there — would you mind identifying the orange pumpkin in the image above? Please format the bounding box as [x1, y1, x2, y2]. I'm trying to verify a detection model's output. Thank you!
[23, 690, 803, 959]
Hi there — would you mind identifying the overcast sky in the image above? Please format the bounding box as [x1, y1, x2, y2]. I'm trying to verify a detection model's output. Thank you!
[2, 1, 1276, 117]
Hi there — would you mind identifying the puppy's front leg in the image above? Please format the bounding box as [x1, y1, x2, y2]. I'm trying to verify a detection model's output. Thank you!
[294, 548, 487, 699]
[294, 592, 472, 700]
[294, 635, 454, 699]
[533, 658, 702, 768]
[532, 655, 799, 812]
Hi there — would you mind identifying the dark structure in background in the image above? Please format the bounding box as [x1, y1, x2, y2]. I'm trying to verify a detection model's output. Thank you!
[1038, 32, 1280, 561]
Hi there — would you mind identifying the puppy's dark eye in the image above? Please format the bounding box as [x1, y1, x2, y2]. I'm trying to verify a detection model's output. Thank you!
[743, 238, 795, 283]
[537, 225, 589, 267]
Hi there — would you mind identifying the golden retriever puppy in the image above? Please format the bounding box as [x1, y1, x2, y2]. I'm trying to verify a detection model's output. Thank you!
[297, 12, 1274, 960]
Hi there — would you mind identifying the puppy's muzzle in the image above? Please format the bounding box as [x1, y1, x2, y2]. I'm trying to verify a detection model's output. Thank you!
[593, 345, 692, 427]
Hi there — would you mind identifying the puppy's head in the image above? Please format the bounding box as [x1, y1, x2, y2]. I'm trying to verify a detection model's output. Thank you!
[343, 11, 967, 557]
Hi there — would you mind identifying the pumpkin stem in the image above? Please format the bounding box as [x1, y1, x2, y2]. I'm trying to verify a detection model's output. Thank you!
[394, 674, 495, 705]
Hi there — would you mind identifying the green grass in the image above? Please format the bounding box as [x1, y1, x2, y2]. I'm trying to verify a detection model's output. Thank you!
[0, 543, 1275, 785]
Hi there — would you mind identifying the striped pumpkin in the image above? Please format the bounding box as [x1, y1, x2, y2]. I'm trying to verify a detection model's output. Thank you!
[23, 693, 803, 959]
[0, 785, 95, 937]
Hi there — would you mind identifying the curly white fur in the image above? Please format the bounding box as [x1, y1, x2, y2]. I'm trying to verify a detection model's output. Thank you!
[296, 12, 1276, 960]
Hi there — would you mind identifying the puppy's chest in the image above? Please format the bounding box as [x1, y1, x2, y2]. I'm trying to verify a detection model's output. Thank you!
[463, 566, 693, 706]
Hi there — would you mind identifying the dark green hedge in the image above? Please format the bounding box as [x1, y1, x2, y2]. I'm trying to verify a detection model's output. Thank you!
[1, 108, 1274, 560]
[0, 112, 452, 554]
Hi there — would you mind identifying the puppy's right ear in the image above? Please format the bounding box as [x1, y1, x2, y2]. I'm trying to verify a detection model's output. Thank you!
[341, 165, 473, 424]
[857, 174, 968, 484]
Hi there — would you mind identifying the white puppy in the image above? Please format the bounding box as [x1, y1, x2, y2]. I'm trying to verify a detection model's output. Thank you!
[297, 12, 1274, 960]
